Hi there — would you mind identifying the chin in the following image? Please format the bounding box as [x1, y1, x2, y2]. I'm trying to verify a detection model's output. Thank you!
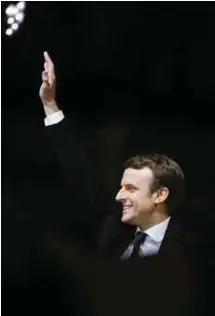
[121, 212, 135, 225]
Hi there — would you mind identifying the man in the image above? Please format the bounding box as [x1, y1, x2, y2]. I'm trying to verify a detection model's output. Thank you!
[40, 51, 191, 258]
[39, 51, 201, 315]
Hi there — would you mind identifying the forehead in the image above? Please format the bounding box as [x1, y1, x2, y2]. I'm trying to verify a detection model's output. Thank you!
[121, 167, 154, 186]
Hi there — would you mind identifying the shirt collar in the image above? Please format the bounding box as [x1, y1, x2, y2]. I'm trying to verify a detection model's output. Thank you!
[136, 216, 171, 244]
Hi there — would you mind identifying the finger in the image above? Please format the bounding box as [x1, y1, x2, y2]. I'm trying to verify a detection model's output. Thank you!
[44, 62, 48, 72]
[44, 51, 54, 69]
[44, 52, 55, 82]
[48, 74, 56, 86]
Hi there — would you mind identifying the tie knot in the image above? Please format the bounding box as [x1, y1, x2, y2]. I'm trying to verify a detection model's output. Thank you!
[133, 231, 147, 248]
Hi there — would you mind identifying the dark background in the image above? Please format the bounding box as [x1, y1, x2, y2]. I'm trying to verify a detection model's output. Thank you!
[2, 1, 215, 315]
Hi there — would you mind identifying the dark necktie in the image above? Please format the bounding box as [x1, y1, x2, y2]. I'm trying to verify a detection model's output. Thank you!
[129, 231, 147, 260]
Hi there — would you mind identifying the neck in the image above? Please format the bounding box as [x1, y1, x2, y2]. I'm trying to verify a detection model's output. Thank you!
[139, 211, 169, 231]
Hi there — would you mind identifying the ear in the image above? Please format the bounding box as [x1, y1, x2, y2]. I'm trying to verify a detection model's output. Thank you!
[152, 187, 169, 204]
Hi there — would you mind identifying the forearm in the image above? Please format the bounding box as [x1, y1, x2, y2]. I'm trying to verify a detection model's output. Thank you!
[45, 107, 99, 207]
[45, 113, 101, 245]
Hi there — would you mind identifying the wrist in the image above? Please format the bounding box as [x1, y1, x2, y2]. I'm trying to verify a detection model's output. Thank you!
[43, 99, 58, 109]
[42, 100, 60, 116]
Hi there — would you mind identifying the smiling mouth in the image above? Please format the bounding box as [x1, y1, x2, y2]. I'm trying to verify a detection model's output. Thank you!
[123, 206, 132, 212]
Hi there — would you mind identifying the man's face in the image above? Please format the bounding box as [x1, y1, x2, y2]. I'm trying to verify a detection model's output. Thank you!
[115, 167, 157, 226]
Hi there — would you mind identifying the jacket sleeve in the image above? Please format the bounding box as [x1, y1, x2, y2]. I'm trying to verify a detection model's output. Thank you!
[45, 116, 102, 248]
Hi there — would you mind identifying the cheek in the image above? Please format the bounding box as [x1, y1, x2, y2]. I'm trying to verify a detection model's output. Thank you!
[137, 195, 153, 209]
[132, 192, 142, 207]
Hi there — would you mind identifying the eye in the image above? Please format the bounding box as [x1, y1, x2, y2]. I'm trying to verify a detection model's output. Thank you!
[129, 189, 136, 193]
[126, 185, 137, 192]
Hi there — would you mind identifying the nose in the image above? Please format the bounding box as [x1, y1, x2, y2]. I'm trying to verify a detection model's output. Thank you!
[115, 188, 125, 202]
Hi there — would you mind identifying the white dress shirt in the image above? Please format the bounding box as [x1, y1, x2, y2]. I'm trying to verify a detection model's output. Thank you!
[121, 217, 171, 260]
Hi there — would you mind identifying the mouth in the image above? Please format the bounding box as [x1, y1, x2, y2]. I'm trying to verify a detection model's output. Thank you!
[122, 205, 132, 213]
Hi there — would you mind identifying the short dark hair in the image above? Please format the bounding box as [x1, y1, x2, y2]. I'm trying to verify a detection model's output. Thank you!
[124, 154, 185, 215]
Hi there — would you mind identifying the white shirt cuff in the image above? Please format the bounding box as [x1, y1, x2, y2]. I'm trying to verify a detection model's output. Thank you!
[44, 110, 65, 126]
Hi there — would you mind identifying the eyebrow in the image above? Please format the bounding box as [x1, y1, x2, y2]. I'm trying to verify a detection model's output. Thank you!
[121, 183, 138, 189]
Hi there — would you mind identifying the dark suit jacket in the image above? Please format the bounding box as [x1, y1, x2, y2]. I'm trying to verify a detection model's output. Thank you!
[44, 117, 203, 316]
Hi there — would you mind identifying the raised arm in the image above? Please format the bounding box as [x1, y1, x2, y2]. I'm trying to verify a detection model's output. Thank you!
[39, 52, 100, 220]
